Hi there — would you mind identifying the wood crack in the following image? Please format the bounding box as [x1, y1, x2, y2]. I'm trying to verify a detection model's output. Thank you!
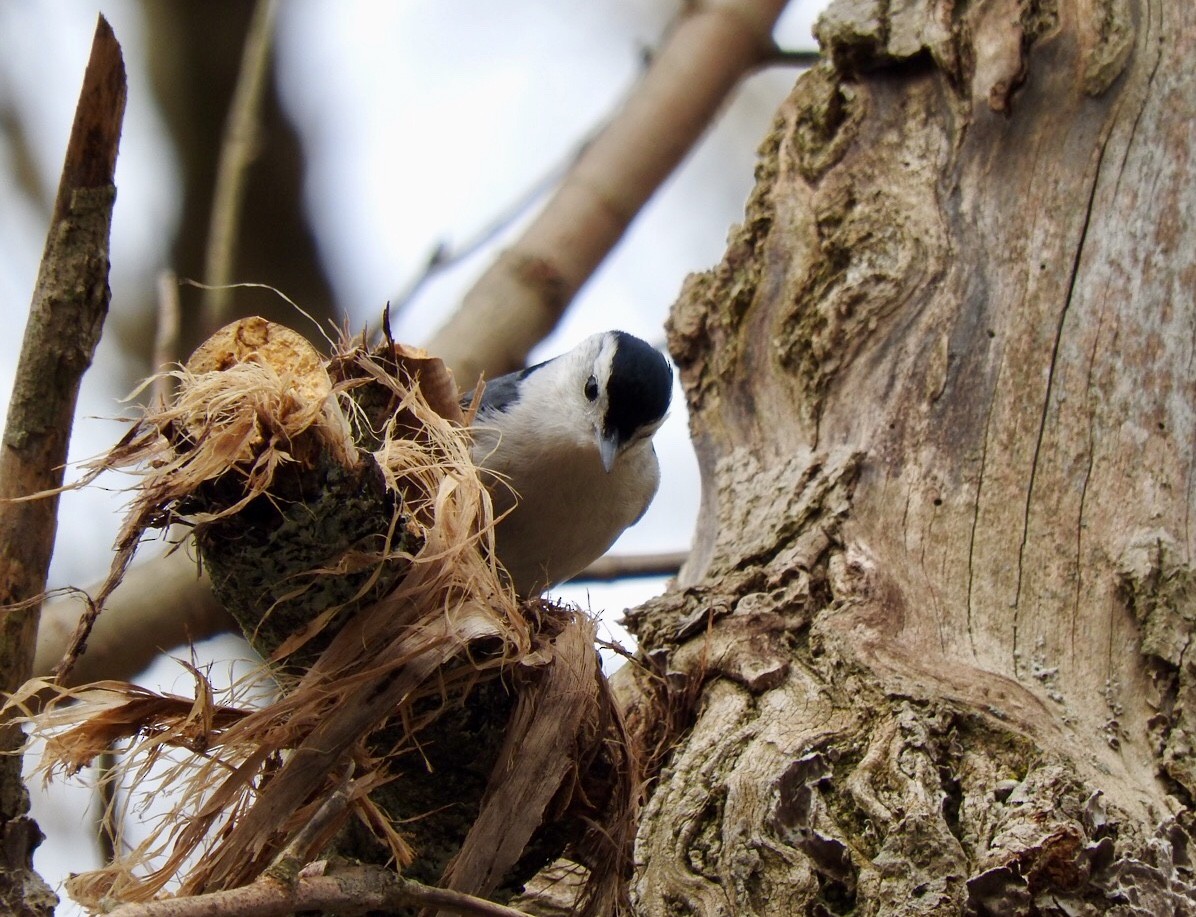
[966, 385, 997, 661]
[1012, 124, 1116, 674]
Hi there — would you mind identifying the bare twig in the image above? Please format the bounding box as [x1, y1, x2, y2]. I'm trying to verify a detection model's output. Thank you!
[0, 25, 125, 700]
[575, 551, 689, 583]
[426, 0, 794, 385]
[203, 0, 279, 328]
[263, 772, 353, 883]
[32, 546, 688, 686]
[391, 152, 571, 319]
[0, 16, 125, 687]
[34, 550, 233, 685]
[105, 866, 533, 917]
[95, 748, 118, 865]
[767, 48, 821, 68]
[153, 269, 182, 404]
[0, 13, 125, 907]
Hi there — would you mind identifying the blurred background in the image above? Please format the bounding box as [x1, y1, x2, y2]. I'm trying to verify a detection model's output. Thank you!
[0, 0, 825, 906]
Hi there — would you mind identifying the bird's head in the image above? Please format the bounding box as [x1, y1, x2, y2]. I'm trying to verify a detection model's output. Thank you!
[571, 331, 672, 472]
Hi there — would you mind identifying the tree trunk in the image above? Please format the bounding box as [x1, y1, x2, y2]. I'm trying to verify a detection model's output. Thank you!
[628, 1, 1196, 913]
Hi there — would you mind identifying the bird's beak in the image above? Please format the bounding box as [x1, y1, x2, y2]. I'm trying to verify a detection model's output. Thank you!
[597, 430, 620, 473]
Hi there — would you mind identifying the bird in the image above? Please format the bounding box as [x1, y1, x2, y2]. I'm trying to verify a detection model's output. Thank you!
[463, 330, 673, 597]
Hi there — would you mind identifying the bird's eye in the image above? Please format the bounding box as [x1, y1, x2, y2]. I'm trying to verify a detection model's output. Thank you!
[584, 375, 599, 402]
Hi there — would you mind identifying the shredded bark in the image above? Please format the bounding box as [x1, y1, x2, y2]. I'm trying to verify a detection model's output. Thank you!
[8, 317, 636, 915]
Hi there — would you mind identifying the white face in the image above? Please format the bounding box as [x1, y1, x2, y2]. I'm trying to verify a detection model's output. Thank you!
[530, 331, 668, 464]
[580, 332, 620, 440]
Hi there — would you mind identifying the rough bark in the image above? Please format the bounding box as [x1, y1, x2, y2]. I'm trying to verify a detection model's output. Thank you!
[0, 16, 124, 915]
[627, 1, 1196, 913]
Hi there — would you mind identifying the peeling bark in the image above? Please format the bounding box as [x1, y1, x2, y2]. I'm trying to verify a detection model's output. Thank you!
[628, 0, 1196, 912]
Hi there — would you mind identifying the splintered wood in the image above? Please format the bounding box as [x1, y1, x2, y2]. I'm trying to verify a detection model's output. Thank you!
[10, 317, 636, 915]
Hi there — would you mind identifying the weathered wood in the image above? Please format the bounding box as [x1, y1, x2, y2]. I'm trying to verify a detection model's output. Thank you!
[0, 15, 124, 916]
[628, 1, 1196, 912]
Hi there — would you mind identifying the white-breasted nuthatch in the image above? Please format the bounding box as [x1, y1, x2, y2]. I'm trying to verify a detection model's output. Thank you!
[464, 330, 672, 596]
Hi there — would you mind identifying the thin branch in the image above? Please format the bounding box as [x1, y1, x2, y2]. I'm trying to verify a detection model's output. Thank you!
[104, 866, 534, 917]
[392, 41, 651, 324]
[575, 551, 688, 583]
[0, 13, 125, 717]
[426, 0, 794, 385]
[0, 14, 124, 906]
[153, 270, 182, 405]
[202, 0, 279, 328]
[95, 748, 118, 865]
[390, 150, 572, 320]
[263, 772, 353, 883]
[765, 48, 822, 68]
[34, 550, 234, 685]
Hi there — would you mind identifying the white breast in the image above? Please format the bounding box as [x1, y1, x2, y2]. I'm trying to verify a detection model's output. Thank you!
[471, 423, 659, 596]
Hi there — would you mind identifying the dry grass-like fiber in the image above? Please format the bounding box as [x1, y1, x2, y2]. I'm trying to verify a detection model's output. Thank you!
[8, 318, 635, 915]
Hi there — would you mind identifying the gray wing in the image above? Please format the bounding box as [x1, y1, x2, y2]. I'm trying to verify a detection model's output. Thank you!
[461, 359, 549, 416]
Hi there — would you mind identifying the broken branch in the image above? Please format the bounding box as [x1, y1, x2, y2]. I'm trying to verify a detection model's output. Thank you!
[104, 866, 534, 917]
